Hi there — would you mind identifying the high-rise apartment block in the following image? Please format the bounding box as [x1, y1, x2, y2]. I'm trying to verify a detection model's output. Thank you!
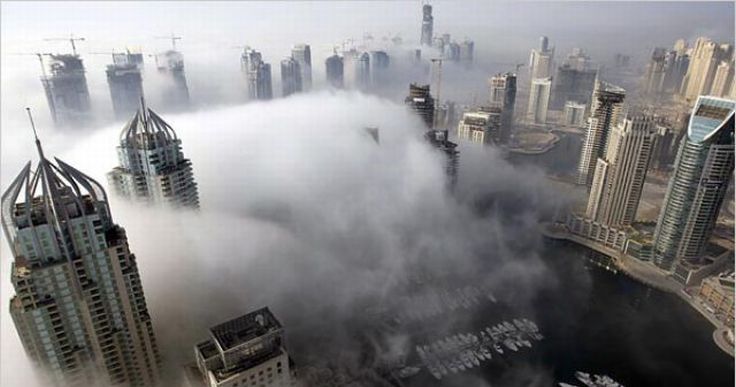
[425, 129, 459, 189]
[106, 51, 144, 120]
[563, 101, 587, 127]
[653, 97, 735, 270]
[551, 64, 597, 110]
[291, 44, 312, 91]
[527, 77, 552, 124]
[681, 37, 733, 101]
[325, 53, 344, 89]
[191, 307, 295, 387]
[577, 80, 626, 186]
[241, 47, 273, 100]
[280, 57, 302, 97]
[2, 134, 161, 387]
[155, 50, 191, 110]
[586, 115, 659, 227]
[107, 102, 200, 208]
[488, 72, 517, 142]
[711, 60, 735, 98]
[41, 54, 92, 127]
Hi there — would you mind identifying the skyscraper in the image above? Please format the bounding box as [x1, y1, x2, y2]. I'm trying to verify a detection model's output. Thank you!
[291, 43, 312, 91]
[459, 39, 474, 66]
[280, 57, 302, 97]
[191, 307, 295, 387]
[325, 53, 344, 89]
[369, 50, 390, 88]
[529, 36, 554, 79]
[681, 37, 733, 101]
[155, 50, 190, 110]
[420, 4, 433, 46]
[551, 64, 597, 110]
[41, 54, 92, 127]
[106, 52, 144, 120]
[652, 97, 735, 270]
[456, 108, 501, 145]
[488, 72, 517, 142]
[405, 83, 434, 128]
[2, 123, 161, 387]
[425, 129, 459, 189]
[586, 115, 659, 227]
[526, 77, 552, 124]
[661, 47, 690, 94]
[711, 60, 734, 97]
[107, 101, 200, 208]
[577, 80, 626, 186]
[241, 47, 273, 100]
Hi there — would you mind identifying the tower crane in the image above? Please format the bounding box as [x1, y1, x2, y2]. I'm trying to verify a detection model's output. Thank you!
[43, 34, 85, 55]
[8, 52, 52, 77]
[155, 34, 182, 50]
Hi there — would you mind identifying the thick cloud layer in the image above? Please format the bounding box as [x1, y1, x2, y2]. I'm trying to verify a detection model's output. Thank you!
[1, 91, 566, 386]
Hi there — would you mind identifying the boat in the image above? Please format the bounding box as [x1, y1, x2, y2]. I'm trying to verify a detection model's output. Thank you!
[470, 350, 481, 366]
[461, 352, 474, 368]
[479, 345, 492, 360]
[503, 338, 518, 352]
[397, 366, 421, 378]
[493, 342, 504, 354]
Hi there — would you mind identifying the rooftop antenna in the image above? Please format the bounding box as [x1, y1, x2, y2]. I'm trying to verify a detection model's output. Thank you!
[43, 34, 85, 56]
[155, 33, 182, 50]
[26, 107, 44, 159]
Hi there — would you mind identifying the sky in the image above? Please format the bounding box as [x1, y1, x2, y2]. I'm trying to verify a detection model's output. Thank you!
[0, 1, 734, 386]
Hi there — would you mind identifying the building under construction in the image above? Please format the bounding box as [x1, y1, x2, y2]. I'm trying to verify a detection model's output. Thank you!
[41, 54, 92, 127]
[155, 50, 190, 110]
[405, 83, 435, 128]
[106, 51, 144, 119]
[425, 129, 459, 189]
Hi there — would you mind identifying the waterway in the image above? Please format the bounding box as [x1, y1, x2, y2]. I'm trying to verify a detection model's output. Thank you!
[405, 240, 734, 387]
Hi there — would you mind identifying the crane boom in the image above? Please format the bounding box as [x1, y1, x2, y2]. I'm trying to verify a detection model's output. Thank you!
[155, 34, 182, 50]
[44, 34, 85, 55]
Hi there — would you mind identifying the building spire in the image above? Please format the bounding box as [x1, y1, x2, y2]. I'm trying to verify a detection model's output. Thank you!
[26, 107, 45, 160]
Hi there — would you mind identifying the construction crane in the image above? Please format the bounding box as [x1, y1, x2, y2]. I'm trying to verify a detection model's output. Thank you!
[44, 34, 85, 55]
[430, 58, 443, 129]
[8, 52, 52, 77]
[155, 34, 182, 50]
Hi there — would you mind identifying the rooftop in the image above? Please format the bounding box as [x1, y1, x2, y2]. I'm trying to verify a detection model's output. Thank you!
[210, 307, 282, 351]
[688, 96, 736, 143]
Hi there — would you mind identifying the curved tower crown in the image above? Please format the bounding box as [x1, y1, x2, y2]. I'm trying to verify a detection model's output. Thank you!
[120, 99, 179, 150]
[2, 123, 111, 252]
[687, 96, 736, 143]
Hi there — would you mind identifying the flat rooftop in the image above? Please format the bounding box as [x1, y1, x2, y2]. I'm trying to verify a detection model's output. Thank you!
[210, 307, 282, 351]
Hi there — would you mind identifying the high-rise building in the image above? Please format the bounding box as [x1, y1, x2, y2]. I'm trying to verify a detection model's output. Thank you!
[2, 130, 161, 387]
[343, 50, 370, 90]
[662, 48, 690, 94]
[586, 115, 659, 227]
[456, 108, 501, 145]
[551, 64, 597, 110]
[191, 307, 295, 387]
[405, 83, 434, 128]
[642, 47, 668, 97]
[445, 42, 461, 61]
[420, 4, 433, 46]
[526, 77, 552, 124]
[563, 101, 587, 127]
[711, 60, 735, 97]
[107, 101, 200, 208]
[41, 54, 92, 127]
[369, 50, 390, 88]
[155, 50, 190, 110]
[652, 97, 735, 270]
[459, 39, 474, 66]
[681, 37, 733, 101]
[106, 52, 144, 120]
[325, 53, 344, 89]
[291, 44, 312, 91]
[529, 36, 554, 79]
[241, 47, 273, 100]
[425, 129, 459, 189]
[649, 122, 681, 172]
[577, 80, 626, 186]
[280, 57, 302, 97]
[488, 72, 517, 142]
